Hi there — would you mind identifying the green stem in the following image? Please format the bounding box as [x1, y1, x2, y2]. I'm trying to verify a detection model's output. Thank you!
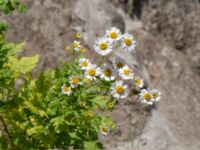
[0, 116, 20, 149]
[97, 56, 105, 67]
[72, 49, 76, 70]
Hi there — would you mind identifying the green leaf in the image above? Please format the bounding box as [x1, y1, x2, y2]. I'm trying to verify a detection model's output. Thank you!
[9, 41, 26, 55]
[38, 110, 48, 118]
[17, 2, 27, 12]
[50, 116, 64, 126]
[8, 54, 39, 75]
[84, 141, 100, 150]
[23, 101, 38, 113]
[90, 96, 110, 110]
[0, 0, 27, 14]
[0, 22, 8, 34]
[85, 85, 100, 93]
[100, 116, 115, 130]
[27, 125, 44, 136]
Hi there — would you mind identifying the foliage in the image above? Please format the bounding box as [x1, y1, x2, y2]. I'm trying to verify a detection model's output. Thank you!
[1, 59, 115, 149]
[0, 2, 162, 149]
[0, 1, 38, 149]
[0, 0, 27, 14]
[0, 25, 39, 149]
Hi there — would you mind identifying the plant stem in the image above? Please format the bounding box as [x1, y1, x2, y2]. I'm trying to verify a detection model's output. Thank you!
[98, 56, 105, 67]
[0, 115, 18, 149]
[72, 49, 76, 70]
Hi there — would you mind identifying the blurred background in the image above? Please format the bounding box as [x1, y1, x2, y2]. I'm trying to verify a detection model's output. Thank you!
[0, 0, 200, 150]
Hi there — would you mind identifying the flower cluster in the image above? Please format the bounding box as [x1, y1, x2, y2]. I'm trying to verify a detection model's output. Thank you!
[62, 27, 162, 135]
[94, 27, 136, 56]
[139, 88, 161, 105]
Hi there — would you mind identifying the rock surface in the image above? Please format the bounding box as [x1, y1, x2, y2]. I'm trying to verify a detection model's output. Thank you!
[0, 0, 200, 149]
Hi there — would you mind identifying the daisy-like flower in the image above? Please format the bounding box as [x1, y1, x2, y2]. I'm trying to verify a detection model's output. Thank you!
[140, 89, 154, 105]
[121, 33, 136, 52]
[119, 65, 134, 80]
[65, 46, 70, 52]
[79, 58, 91, 70]
[151, 89, 161, 102]
[69, 76, 82, 88]
[106, 27, 121, 43]
[113, 57, 126, 70]
[73, 40, 81, 51]
[134, 76, 144, 88]
[107, 101, 115, 109]
[100, 63, 116, 81]
[61, 85, 71, 95]
[85, 65, 101, 81]
[75, 32, 81, 39]
[100, 126, 109, 135]
[94, 37, 112, 56]
[79, 47, 86, 53]
[111, 80, 129, 99]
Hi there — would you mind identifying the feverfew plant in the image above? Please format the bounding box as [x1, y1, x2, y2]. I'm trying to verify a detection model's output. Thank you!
[47, 27, 161, 148]
[0, 26, 162, 150]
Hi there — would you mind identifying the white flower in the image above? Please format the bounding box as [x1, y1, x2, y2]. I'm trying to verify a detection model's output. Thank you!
[134, 76, 144, 88]
[113, 57, 126, 70]
[61, 85, 71, 95]
[119, 65, 134, 80]
[140, 89, 154, 105]
[85, 65, 101, 81]
[151, 89, 161, 102]
[73, 40, 81, 51]
[100, 63, 116, 81]
[69, 76, 82, 88]
[106, 27, 122, 43]
[94, 37, 112, 56]
[100, 126, 109, 135]
[121, 33, 136, 52]
[111, 80, 129, 99]
[79, 58, 91, 70]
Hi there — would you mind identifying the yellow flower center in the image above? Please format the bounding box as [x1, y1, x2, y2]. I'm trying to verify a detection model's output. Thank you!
[124, 38, 132, 46]
[135, 79, 141, 86]
[86, 111, 94, 118]
[124, 69, 130, 75]
[63, 87, 70, 92]
[101, 127, 107, 133]
[107, 102, 114, 108]
[73, 42, 79, 48]
[110, 32, 117, 39]
[99, 42, 107, 50]
[79, 101, 85, 107]
[103, 68, 112, 76]
[88, 69, 96, 76]
[115, 85, 125, 94]
[144, 93, 151, 101]
[80, 47, 86, 53]
[71, 77, 79, 84]
[153, 92, 158, 99]
[65, 46, 70, 51]
[76, 32, 81, 39]
[116, 62, 124, 68]
[81, 61, 88, 67]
